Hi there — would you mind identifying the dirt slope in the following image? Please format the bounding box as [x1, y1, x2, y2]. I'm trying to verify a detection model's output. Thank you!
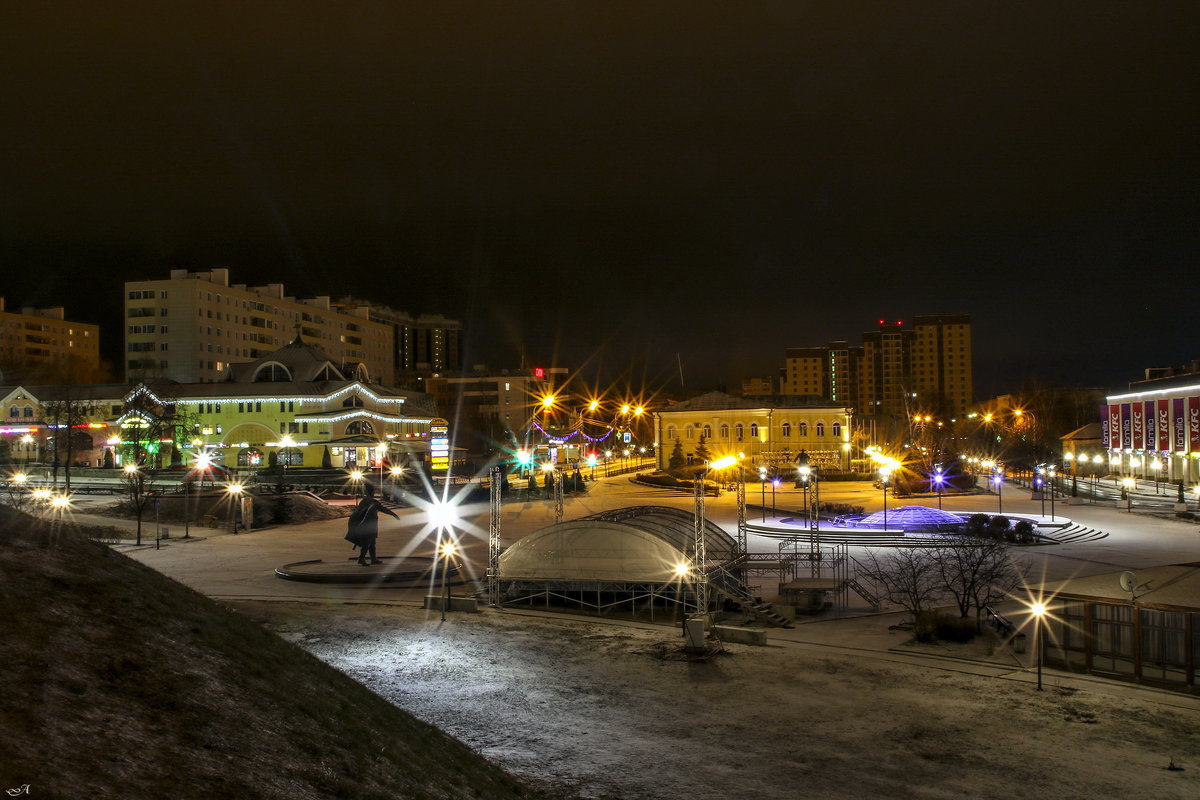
[0, 507, 543, 800]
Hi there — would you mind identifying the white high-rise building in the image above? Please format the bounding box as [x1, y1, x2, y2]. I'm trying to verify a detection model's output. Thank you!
[123, 269, 394, 384]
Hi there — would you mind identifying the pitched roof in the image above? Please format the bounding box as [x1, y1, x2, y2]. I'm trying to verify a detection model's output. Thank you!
[658, 390, 847, 413]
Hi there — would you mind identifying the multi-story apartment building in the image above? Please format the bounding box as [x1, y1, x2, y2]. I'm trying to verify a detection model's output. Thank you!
[342, 301, 463, 386]
[124, 269, 394, 385]
[779, 315, 973, 419]
[0, 298, 100, 384]
[424, 367, 568, 456]
[910, 314, 973, 414]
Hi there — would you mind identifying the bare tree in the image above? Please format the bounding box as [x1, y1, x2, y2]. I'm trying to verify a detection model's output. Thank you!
[42, 386, 97, 491]
[119, 384, 188, 545]
[857, 548, 945, 640]
[936, 537, 1022, 625]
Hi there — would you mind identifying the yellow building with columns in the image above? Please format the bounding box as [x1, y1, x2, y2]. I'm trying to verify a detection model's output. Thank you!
[653, 392, 852, 474]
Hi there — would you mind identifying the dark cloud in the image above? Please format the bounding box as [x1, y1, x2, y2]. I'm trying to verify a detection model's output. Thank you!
[2, 2, 1197, 393]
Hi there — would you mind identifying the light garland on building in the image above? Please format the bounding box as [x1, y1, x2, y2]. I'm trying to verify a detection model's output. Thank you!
[127, 381, 411, 408]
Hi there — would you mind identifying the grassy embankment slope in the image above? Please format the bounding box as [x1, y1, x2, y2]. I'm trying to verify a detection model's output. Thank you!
[0, 506, 543, 800]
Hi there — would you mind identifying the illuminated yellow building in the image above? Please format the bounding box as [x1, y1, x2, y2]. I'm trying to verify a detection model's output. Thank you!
[653, 391, 852, 473]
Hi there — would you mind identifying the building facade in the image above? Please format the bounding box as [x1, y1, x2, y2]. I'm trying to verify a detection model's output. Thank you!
[1042, 565, 1200, 693]
[3, 339, 439, 475]
[344, 301, 463, 386]
[424, 367, 568, 456]
[1103, 369, 1200, 484]
[780, 315, 972, 419]
[1, 384, 125, 468]
[653, 391, 852, 473]
[0, 298, 100, 384]
[124, 269, 395, 385]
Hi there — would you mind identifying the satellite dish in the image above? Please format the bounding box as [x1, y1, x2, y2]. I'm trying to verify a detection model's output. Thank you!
[1119, 571, 1137, 593]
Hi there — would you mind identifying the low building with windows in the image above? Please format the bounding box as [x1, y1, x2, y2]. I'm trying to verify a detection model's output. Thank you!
[3, 339, 441, 476]
[1, 384, 125, 467]
[1042, 565, 1200, 693]
[652, 391, 852, 473]
[138, 337, 439, 473]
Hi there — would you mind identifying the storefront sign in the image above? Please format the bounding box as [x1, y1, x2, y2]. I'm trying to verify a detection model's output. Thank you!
[1191, 397, 1200, 452]
[1174, 399, 1187, 452]
[1158, 400, 1171, 451]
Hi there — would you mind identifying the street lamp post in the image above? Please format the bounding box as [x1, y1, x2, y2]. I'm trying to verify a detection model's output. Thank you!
[388, 466, 405, 502]
[226, 482, 245, 534]
[878, 466, 891, 531]
[428, 501, 459, 621]
[771, 477, 780, 519]
[758, 466, 767, 523]
[797, 463, 812, 527]
[1035, 469, 1046, 517]
[440, 539, 457, 621]
[1048, 466, 1057, 521]
[1031, 602, 1046, 691]
[933, 469, 944, 510]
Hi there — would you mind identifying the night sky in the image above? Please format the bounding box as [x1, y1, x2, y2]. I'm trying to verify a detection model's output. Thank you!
[2, 3, 1197, 396]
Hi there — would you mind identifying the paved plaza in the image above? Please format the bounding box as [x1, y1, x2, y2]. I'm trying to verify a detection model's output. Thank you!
[62, 472, 1200, 612]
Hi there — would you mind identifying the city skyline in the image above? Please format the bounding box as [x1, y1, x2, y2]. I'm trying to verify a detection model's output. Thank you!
[3, 3, 1197, 395]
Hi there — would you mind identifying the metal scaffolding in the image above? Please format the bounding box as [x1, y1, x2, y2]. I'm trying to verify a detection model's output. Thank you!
[692, 475, 708, 616]
[553, 468, 564, 524]
[487, 466, 502, 607]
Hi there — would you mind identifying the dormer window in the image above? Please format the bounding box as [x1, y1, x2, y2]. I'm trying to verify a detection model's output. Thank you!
[342, 395, 365, 408]
[252, 362, 291, 382]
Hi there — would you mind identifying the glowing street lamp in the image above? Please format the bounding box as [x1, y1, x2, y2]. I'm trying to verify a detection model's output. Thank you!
[515, 449, 532, 478]
[226, 482, 245, 533]
[349, 469, 365, 497]
[992, 470, 1004, 513]
[878, 466, 892, 531]
[758, 466, 768, 522]
[1031, 602, 1046, 691]
[933, 469, 945, 509]
[428, 500, 460, 620]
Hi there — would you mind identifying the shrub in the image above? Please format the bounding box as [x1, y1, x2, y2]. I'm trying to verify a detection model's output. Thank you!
[934, 615, 978, 643]
[1012, 519, 1036, 544]
[913, 610, 939, 643]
